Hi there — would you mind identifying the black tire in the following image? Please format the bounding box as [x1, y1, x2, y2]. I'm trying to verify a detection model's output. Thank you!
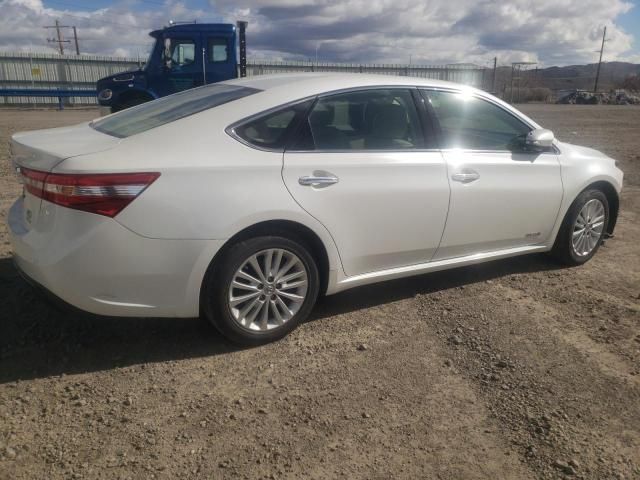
[551, 188, 609, 266]
[202, 236, 320, 346]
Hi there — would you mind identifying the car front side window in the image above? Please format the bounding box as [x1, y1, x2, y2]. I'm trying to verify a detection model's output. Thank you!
[289, 89, 425, 151]
[424, 90, 531, 151]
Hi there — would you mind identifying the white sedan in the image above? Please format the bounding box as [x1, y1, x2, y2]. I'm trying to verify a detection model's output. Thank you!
[8, 74, 623, 345]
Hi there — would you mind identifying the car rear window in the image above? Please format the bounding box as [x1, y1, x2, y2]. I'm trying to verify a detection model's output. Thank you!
[92, 84, 260, 138]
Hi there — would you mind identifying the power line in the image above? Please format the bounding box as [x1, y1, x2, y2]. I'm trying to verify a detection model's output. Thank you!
[44, 19, 81, 55]
[44, 19, 70, 54]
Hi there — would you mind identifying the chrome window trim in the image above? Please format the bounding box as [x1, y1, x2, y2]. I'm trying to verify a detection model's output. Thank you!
[438, 148, 559, 155]
[226, 84, 556, 155]
[284, 148, 442, 154]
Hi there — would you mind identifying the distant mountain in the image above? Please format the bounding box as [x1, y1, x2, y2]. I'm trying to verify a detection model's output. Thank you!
[539, 62, 640, 91]
[494, 62, 640, 93]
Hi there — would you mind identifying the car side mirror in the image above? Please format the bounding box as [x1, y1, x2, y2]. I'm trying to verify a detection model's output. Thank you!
[525, 128, 555, 150]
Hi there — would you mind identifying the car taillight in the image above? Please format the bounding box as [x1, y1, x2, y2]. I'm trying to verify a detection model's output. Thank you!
[20, 168, 160, 217]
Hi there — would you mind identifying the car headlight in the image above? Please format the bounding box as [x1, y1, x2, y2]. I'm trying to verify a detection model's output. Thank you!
[98, 89, 113, 101]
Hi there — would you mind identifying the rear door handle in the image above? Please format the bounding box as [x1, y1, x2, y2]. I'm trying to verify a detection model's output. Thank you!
[451, 170, 480, 183]
[298, 172, 339, 187]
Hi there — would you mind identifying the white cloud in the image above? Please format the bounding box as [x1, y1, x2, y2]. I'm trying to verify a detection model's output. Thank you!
[0, 0, 207, 58]
[0, 0, 636, 66]
[211, 0, 637, 66]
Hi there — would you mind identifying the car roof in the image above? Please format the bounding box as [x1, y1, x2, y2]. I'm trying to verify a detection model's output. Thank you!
[224, 72, 471, 96]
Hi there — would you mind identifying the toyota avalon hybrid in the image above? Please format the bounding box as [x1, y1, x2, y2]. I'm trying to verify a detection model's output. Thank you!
[8, 73, 623, 345]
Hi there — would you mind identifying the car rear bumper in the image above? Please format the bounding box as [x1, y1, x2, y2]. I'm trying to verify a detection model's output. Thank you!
[8, 197, 224, 318]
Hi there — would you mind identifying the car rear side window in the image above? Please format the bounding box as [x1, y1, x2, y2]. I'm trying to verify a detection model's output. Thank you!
[424, 90, 531, 150]
[289, 89, 425, 151]
[232, 100, 313, 151]
[92, 84, 260, 138]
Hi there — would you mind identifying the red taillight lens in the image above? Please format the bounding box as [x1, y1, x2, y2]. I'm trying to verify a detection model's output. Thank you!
[20, 168, 160, 217]
[21, 167, 48, 196]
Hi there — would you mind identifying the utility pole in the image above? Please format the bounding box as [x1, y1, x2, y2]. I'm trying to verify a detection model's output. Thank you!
[593, 26, 607, 93]
[45, 20, 69, 54]
[72, 26, 80, 55]
[45, 20, 81, 55]
[510, 63, 515, 103]
[492, 56, 497, 93]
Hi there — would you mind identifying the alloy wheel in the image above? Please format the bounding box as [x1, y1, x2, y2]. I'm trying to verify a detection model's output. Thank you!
[572, 199, 605, 257]
[228, 248, 308, 331]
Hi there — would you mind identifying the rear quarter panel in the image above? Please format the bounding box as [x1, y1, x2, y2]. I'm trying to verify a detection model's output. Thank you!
[55, 108, 343, 274]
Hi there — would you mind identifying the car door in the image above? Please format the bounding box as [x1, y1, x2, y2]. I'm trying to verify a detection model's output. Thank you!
[421, 89, 563, 260]
[282, 88, 450, 277]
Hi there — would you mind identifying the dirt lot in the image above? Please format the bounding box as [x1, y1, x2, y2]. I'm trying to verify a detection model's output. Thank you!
[0, 105, 638, 480]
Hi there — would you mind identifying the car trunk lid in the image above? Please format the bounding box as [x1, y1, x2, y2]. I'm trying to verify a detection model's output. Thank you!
[11, 122, 121, 231]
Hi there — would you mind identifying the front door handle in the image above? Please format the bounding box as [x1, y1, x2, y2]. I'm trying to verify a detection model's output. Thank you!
[299, 171, 339, 187]
[451, 169, 480, 183]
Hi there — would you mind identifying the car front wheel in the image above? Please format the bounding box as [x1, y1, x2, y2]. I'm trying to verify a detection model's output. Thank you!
[203, 236, 320, 346]
[551, 188, 609, 265]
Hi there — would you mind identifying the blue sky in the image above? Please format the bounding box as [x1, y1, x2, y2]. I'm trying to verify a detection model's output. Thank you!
[2, 0, 639, 65]
[618, 0, 639, 54]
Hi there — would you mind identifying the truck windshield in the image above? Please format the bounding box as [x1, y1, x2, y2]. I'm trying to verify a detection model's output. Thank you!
[91, 84, 261, 138]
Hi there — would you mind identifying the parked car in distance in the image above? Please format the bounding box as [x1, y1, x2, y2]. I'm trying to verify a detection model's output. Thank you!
[8, 74, 623, 345]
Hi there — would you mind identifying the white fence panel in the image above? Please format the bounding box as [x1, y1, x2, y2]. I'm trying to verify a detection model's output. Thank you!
[0, 52, 487, 106]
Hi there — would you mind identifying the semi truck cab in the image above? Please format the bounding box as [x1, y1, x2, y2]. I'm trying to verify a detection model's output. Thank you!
[97, 22, 246, 113]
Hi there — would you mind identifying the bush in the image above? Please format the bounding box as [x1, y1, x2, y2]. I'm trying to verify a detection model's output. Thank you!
[619, 75, 640, 92]
[504, 87, 552, 103]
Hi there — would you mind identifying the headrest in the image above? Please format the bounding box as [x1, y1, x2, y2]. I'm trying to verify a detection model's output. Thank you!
[370, 103, 408, 138]
[309, 106, 333, 128]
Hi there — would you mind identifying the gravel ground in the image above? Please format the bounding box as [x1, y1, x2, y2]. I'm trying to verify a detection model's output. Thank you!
[0, 105, 639, 480]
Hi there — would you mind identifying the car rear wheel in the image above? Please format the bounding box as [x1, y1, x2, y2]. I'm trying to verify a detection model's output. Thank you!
[551, 189, 609, 265]
[203, 236, 320, 346]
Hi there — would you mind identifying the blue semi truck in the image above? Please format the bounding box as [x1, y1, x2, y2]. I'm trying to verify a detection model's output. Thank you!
[96, 21, 248, 113]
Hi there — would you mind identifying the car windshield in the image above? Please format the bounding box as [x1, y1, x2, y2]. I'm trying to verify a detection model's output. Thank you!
[92, 84, 261, 138]
[141, 38, 157, 70]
